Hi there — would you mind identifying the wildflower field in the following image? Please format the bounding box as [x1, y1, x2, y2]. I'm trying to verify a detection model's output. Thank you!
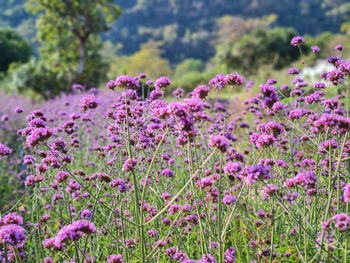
[0, 38, 350, 263]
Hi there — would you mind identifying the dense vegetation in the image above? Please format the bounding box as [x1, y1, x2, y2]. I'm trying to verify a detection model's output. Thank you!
[1, 41, 350, 262]
[1, 0, 350, 99]
[1, 1, 350, 262]
[1, 0, 350, 63]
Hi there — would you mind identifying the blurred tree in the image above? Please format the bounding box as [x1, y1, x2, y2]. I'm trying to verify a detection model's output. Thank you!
[4, 59, 64, 99]
[0, 28, 31, 72]
[109, 41, 172, 80]
[216, 27, 310, 73]
[174, 59, 204, 78]
[214, 14, 277, 46]
[26, 0, 122, 87]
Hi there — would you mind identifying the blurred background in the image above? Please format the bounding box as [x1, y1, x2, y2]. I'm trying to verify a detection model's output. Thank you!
[0, 0, 350, 99]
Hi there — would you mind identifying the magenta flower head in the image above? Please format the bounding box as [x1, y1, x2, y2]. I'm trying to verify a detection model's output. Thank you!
[161, 168, 175, 178]
[199, 254, 216, 263]
[224, 247, 236, 263]
[200, 177, 214, 188]
[245, 80, 254, 88]
[0, 144, 13, 156]
[1, 212, 23, 226]
[225, 73, 244, 86]
[155, 76, 171, 90]
[1, 115, 8, 122]
[138, 73, 147, 79]
[291, 36, 304, 46]
[43, 220, 96, 250]
[209, 74, 226, 89]
[173, 88, 184, 98]
[146, 79, 153, 85]
[209, 135, 230, 153]
[311, 45, 320, 52]
[335, 45, 343, 51]
[81, 209, 92, 219]
[115, 75, 139, 90]
[106, 80, 117, 90]
[314, 82, 326, 89]
[223, 195, 237, 205]
[26, 127, 53, 148]
[107, 254, 124, 263]
[193, 85, 210, 99]
[0, 224, 27, 248]
[72, 83, 85, 92]
[288, 68, 299, 75]
[80, 95, 99, 112]
[14, 107, 23, 113]
[344, 183, 350, 203]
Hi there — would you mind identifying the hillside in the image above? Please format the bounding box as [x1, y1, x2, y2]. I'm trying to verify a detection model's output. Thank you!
[1, 0, 349, 63]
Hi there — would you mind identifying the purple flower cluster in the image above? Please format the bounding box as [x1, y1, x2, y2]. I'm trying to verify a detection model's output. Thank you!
[80, 95, 99, 112]
[43, 220, 96, 250]
[0, 143, 12, 156]
[115, 75, 140, 90]
[290, 36, 304, 46]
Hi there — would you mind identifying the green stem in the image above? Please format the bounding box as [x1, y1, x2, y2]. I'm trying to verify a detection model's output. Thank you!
[123, 89, 144, 262]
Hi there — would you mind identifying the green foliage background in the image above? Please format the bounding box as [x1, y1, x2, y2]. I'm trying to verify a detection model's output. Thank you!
[0, 0, 350, 97]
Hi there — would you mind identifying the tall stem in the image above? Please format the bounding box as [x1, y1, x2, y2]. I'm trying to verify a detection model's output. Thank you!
[124, 90, 144, 262]
[218, 151, 223, 263]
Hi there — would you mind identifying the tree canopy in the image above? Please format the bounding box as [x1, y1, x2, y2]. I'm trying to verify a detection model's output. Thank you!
[0, 28, 31, 72]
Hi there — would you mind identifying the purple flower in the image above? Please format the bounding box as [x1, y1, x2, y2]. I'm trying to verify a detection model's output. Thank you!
[311, 45, 320, 52]
[344, 184, 350, 203]
[72, 83, 85, 92]
[200, 177, 214, 188]
[43, 220, 96, 250]
[209, 135, 230, 153]
[107, 254, 124, 263]
[246, 165, 271, 185]
[172, 88, 184, 98]
[154, 76, 171, 90]
[0, 212, 23, 226]
[332, 213, 349, 232]
[288, 68, 299, 75]
[80, 95, 99, 112]
[25, 127, 53, 147]
[224, 247, 236, 263]
[335, 45, 343, 51]
[1, 115, 9, 122]
[328, 56, 341, 65]
[106, 80, 117, 90]
[161, 168, 175, 178]
[0, 224, 27, 248]
[209, 74, 226, 89]
[224, 162, 243, 179]
[122, 158, 137, 172]
[193, 85, 210, 99]
[199, 254, 217, 263]
[43, 257, 53, 263]
[0, 144, 13, 156]
[262, 184, 278, 200]
[291, 36, 304, 46]
[115, 75, 139, 90]
[146, 79, 153, 85]
[14, 107, 23, 113]
[223, 195, 237, 205]
[245, 80, 254, 88]
[81, 209, 92, 219]
[314, 82, 326, 89]
[225, 73, 244, 86]
[267, 79, 277, 85]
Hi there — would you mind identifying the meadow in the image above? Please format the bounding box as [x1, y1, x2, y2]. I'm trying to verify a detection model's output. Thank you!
[0, 38, 350, 262]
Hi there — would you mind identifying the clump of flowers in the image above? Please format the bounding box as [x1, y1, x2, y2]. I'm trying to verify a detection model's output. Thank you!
[43, 220, 96, 250]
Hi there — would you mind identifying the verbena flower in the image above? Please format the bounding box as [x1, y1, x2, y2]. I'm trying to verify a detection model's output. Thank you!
[291, 36, 304, 46]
